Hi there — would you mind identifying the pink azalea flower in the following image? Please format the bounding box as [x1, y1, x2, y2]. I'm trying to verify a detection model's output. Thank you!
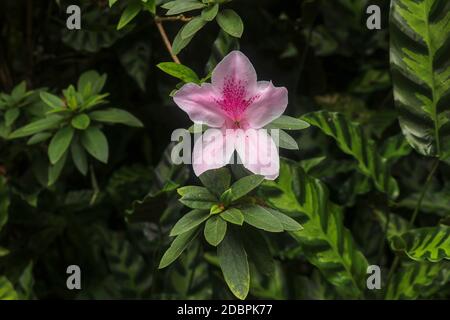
[173, 51, 288, 180]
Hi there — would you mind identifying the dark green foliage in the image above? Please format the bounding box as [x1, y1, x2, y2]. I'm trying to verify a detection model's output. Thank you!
[0, 0, 448, 301]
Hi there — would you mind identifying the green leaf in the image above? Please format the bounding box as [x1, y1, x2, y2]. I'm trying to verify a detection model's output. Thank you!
[204, 215, 227, 246]
[230, 175, 264, 201]
[242, 228, 275, 276]
[263, 160, 369, 298]
[71, 114, 91, 130]
[390, 0, 450, 158]
[27, 132, 52, 145]
[201, 3, 219, 21]
[9, 115, 63, 138]
[265, 207, 303, 232]
[11, 81, 27, 100]
[81, 127, 109, 163]
[169, 209, 210, 236]
[4, 108, 20, 127]
[109, 0, 118, 7]
[240, 205, 284, 232]
[220, 208, 244, 226]
[40, 92, 65, 109]
[103, 232, 152, 298]
[178, 186, 217, 209]
[119, 42, 151, 91]
[386, 261, 449, 299]
[217, 230, 249, 300]
[0, 277, 18, 300]
[0, 247, 9, 257]
[48, 150, 68, 186]
[303, 111, 399, 198]
[16, 262, 34, 299]
[199, 167, 231, 197]
[71, 138, 88, 175]
[380, 134, 412, 164]
[172, 25, 195, 55]
[157, 62, 200, 84]
[391, 226, 450, 262]
[166, 0, 206, 15]
[216, 9, 244, 38]
[48, 126, 74, 165]
[117, 1, 141, 30]
[266, 115, 310, 130]
[159, 226, 200, 269]
[274, 129, 299, 150]
[77, 71, 107, 96]
[181, 16, 207, 39]
[89, 108, 143, 127]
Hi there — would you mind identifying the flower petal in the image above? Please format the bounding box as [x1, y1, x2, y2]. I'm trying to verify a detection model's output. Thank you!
[192, 128, 236, 177]
[235, 129, 279, 180]
[173, 83, 226, 127]
[212, 51, 257, 93]
[243, 81, 288, 129]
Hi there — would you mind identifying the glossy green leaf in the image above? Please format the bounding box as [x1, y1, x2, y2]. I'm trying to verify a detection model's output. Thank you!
[201, 4, 219, 21]
[230, 175, 265, 201]
[265, 207, 303, 232]
[159, 226, 200, 269]
[218, 230, 249, 300]
[89, 108, 143, 127]
[391, 226, 450, 262]
[181, 16, 207, 39]
[172, 24, 195, 55]
[170, 209, 210, 236]
[220, 208, 244, 226]
[266, 115, 310, 131]
[77, 70, 107, 96]
[81, 127, 109, 163]
[9, 115, 63, 138]
[263, 160, 369, 298]
[240, 205, 284, 232]
[303, 111, 399, 198]
[386, 261, 449, 299]
[390, 0, 450, 158]
[48, 150, 68, 186]
[157, 62, 200, 84]
[204, 215, 227, 246]
[71, 114, 90, 130]
[0, 277, 18, 300]
[117, 2, 141, 30]
[5, 108, 20, 127]
[27, 132, 52, 145]
[178, 186, 217, 209]
[166, 0, 206, 15]
[216, 9, 244, 38]
[199, 167, 231, 197]
[48, 126, 74, 165]
[71, 138, 88, 175]
[40, 92, 65, 109]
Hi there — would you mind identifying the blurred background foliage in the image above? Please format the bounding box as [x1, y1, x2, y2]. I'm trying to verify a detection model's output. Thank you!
[0, 0, 448, 299]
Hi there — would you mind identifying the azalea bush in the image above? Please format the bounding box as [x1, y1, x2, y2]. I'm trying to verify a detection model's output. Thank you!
[0, 0, 449, 300]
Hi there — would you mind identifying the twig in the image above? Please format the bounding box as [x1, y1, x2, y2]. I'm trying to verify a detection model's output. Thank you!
[154, 15, 192, 64]
[155, 15, 192, 23]
[155, 20, 181, 64]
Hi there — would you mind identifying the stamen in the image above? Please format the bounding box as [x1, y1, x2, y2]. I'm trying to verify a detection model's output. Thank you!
[215, 76, 259, 121]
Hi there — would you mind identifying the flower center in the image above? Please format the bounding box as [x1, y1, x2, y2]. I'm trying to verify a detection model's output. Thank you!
[215, 76, 258, 122]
